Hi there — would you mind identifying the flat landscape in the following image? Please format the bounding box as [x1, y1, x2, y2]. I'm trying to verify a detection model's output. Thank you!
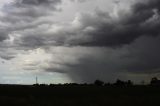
[0, 84, 160, 106]
[0, 0, 160, 106]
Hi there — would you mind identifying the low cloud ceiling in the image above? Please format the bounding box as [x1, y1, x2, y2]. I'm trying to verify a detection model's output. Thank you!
[0, 0, 160, 84]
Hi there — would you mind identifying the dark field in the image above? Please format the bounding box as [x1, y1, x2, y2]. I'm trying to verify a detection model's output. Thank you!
[0, 85, 160, 106]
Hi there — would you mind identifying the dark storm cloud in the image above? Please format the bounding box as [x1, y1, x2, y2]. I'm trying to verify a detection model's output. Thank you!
[15, 0, 160, 83]
[8, 0, 160, 49]
[0, 55, 15, 60]
[17, 0, 160, 48]
[0, 0, 63, 61]
[70, 0, 90, 3]
[0, 30, 9, 41]
[2, 0, 61, 19]
[0, 0, 62, 48]
[21, 0, 61, 5]
[1, 0, 160, 48]
[45, 67, 66, 73]
[73, 0, 160, 47]
[0, 49, 16, 60]
[46, 35, 160, 83]
[0, 0, 160, 84]
[123, 35, 160, 74]
[16, 35, 45, 49]
[0, 0, 61, 29]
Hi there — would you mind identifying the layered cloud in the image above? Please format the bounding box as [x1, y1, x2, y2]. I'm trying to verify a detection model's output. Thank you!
[3, 0, 159, 48]
[0, 0, 160, 83]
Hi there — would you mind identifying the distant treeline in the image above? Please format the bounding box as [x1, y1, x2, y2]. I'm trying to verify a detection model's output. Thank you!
[31, 77, 160, 87]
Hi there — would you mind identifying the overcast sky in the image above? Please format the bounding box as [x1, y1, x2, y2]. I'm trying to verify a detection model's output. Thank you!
[0, 0, 160, 84]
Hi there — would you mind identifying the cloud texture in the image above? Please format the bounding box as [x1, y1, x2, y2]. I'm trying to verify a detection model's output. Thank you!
[0, 0, 160, 83]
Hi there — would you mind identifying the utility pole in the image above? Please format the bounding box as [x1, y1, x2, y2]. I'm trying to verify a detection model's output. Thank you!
[36, 76, 38, 84]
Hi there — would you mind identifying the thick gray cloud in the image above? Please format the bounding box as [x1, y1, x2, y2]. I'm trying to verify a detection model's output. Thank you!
[70, 0, 90, 3]
[4, 0, 62, 18]
[0, 0, 62, 60]
[0, 0, 160, 84]
[14, 0, 160, 48]
[42, 35, 160, 83]
[0, 54, 15, 60]
[2, 0, 159, 48]
[0, 0, 62, 47]
[21, 0, 61, 5]
[0, 48, 17, 60]
[72, 0, 160, 47]
[0, 0, 62, 43]
[0, 30, 8, 41]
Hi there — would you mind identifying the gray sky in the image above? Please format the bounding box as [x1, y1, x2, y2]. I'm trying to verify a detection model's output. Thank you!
[0, 0, 160, 84]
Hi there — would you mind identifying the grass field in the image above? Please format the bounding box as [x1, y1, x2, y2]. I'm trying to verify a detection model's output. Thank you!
[0, 84, 160, 106]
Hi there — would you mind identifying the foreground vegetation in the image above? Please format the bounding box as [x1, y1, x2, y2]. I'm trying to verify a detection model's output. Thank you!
[1, 78, 160, 106]
[0, 83, 160, 106]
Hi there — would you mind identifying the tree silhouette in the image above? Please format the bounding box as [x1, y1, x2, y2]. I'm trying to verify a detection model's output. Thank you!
[94, 80, 104, 86]
[115, 79, 125, 86]
[126, 80, 133, 86]
[151, 77, 158, 82]
[150, 77, 160, 86]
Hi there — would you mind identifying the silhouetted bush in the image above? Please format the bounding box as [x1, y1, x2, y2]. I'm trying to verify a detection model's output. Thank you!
[104, 83, 111, 86]
[126, 80, 133, 86]
[49, 84, 55, 87]
[114, 79, 133, 86]
[114, 79, 125, 86]
[150, 77, 160, 86]
[94, 80, 104, 86]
